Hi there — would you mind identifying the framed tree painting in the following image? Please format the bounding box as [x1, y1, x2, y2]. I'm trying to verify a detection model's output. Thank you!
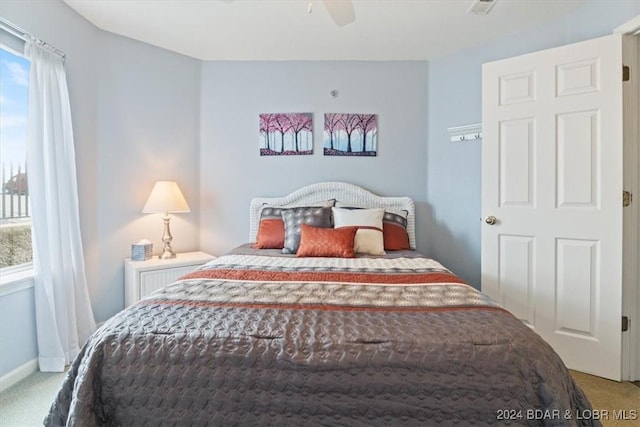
[324, 113, 377, 156]
[259, 113, 313, 156]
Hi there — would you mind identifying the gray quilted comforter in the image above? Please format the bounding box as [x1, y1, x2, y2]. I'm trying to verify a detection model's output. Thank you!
[45, 248, 598, 426]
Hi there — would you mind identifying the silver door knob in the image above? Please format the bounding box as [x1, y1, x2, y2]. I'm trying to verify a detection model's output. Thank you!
[485, 216, 497, 225]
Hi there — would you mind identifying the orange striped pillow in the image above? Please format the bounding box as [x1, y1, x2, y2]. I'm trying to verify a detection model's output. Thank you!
[296, 224, 357, 258]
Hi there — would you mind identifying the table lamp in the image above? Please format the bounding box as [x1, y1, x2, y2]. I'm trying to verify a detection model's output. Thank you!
[142, 181, 191, 259]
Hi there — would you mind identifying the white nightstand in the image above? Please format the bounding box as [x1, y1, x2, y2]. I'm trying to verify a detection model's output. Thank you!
[124, 251, 214, 307]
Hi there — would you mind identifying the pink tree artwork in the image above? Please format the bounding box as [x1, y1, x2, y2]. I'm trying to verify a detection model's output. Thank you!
[323, 113, 377, 156]
[259, 113, 313, 156]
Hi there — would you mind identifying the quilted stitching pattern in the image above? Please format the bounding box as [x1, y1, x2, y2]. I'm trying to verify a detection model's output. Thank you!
[46, 304, 594, 426]
[159, 280, 496, 307]
[44, 254, 597, 427]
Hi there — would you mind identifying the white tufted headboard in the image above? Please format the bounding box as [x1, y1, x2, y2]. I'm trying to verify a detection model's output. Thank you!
[249, 182, 416, 249]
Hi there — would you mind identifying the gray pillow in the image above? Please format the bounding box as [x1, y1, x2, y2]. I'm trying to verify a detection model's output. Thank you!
[281, 206, 333, 254]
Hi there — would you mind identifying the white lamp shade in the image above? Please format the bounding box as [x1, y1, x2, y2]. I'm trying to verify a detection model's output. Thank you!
[142, 181, 191, 214]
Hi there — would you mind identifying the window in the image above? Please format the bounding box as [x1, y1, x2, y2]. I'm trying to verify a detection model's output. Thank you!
[0, 46, 31, 270]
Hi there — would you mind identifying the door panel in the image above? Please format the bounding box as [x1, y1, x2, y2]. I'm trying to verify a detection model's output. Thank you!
[498, 235, 536, 327]
[555, 238, 598, 337]
[556, 59, 599, 97]
[499, 71, 536, 105]
[556, 111, 599, 208]
[482, 34, 624, 380]
[499, 119, 535, 207]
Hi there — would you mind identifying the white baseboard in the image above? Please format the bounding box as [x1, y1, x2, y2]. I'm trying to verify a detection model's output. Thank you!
[0, 359, 38, 393]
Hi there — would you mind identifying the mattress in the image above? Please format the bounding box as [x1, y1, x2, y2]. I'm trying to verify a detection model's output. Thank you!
[45, 246, 598, 426]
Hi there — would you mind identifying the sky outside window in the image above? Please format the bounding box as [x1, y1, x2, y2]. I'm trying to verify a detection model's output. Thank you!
[0, 47, 30, 169]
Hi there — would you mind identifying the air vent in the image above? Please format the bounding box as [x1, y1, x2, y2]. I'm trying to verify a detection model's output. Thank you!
[467, 0, 497, 15]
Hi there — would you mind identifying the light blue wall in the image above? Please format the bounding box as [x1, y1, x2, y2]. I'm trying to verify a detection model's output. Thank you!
[93, 31, 201, 322]
[198, 61, 429, 256]
[0, 0, 201, 377]
[0, 286, 37, 378]
[424, 1, 640, 288]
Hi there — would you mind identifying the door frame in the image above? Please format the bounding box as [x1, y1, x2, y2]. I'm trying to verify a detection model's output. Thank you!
[614, 15, 640, 35]
[616, 17, 640, 381]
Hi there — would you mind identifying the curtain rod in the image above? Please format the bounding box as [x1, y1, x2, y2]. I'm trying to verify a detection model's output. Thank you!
[0, 17, 66, 59]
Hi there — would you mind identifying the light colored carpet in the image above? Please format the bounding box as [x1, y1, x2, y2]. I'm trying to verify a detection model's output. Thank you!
[570, 370, 640, 427]
[0, 370, 637, 426]
[0, 371, 65, 427]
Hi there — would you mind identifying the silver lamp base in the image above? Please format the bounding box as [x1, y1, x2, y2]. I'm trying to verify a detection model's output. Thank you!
[159, 214, 177, 259]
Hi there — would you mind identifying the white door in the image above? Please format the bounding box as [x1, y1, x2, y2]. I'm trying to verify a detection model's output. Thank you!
[481, 34, 625, 381]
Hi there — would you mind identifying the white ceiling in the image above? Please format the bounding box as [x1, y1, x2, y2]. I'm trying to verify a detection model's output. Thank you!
[62, 0, 585, 61]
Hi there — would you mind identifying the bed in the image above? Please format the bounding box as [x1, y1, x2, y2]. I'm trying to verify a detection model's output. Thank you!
[45, 182, 598, 426]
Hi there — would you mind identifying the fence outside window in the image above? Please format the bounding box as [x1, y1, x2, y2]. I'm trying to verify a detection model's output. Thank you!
[1, 163, 29, 219]
[0, 162, 32, 268]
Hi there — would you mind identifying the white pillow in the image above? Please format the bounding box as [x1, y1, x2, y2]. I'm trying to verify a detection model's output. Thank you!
[332, 207, 386, 255]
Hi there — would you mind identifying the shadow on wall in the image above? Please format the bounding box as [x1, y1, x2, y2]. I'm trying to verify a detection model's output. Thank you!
[416, 201, 481, 290]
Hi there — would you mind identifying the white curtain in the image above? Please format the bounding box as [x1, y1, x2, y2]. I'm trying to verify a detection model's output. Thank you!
[25, 40, 96, 372]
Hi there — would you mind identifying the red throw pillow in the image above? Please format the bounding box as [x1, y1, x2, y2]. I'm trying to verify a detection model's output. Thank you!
[253, 218, 285, 249]
[382, 211, 411, 250]
[296, 224, 357, 258]
[383, 222, 410, 251]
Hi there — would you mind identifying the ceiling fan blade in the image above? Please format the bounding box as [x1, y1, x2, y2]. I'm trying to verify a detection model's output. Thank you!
[321, 0, 356, 27]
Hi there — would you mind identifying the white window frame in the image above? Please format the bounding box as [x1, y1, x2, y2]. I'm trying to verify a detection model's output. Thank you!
[0, 42, 34, 293]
